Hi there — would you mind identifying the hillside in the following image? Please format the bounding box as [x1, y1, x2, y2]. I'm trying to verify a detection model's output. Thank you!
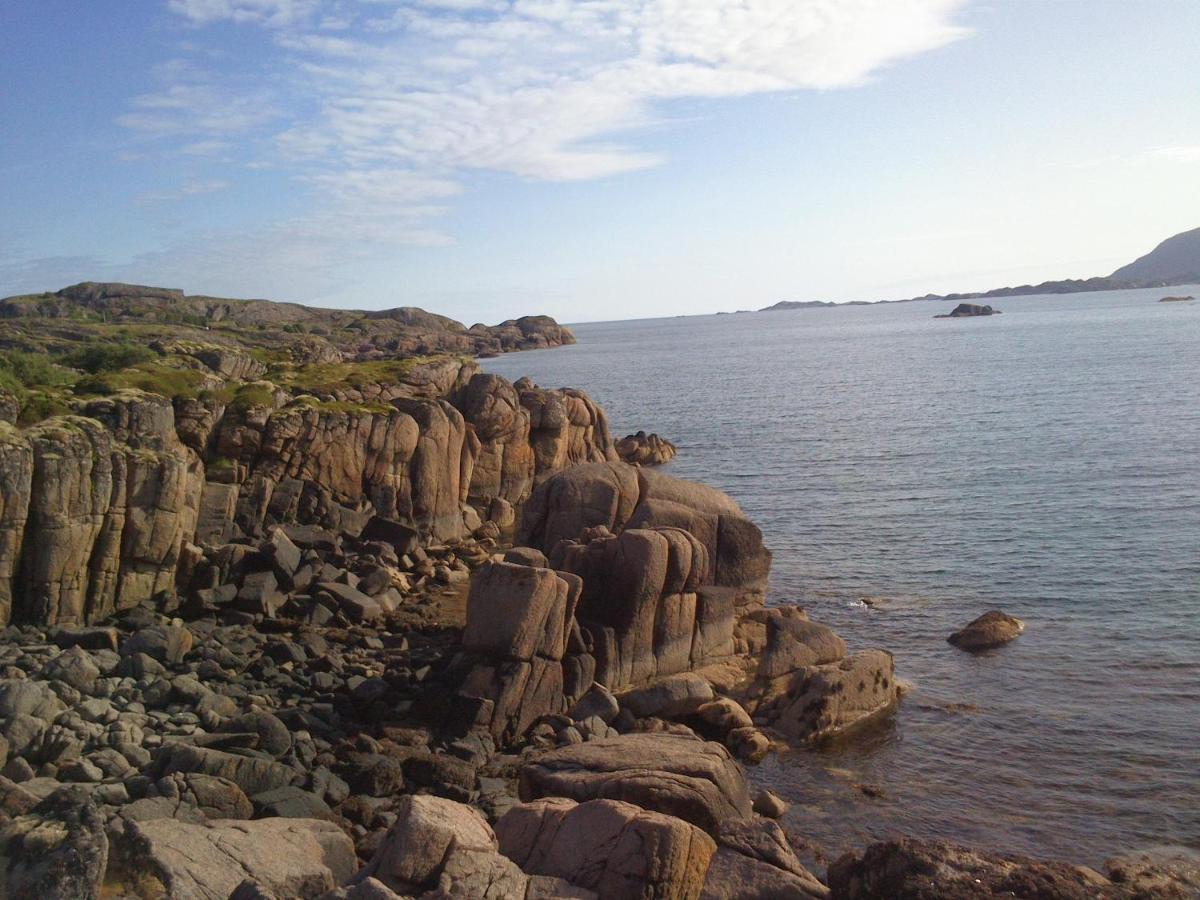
[0, 281, 572, 361]
[1109, 226, 1200, 282]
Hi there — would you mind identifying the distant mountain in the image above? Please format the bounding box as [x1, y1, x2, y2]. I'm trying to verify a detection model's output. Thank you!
[756, 225, 1200, 312]
[1110, 226, 1200, 282]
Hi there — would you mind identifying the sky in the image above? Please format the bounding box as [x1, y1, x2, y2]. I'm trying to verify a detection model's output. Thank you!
[1, 1, 1198, 324]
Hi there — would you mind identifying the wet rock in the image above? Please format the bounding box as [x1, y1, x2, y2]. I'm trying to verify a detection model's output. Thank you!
[752, 649, 897, 744]
[518, 732, 752, 834]
[827, 838, 1127, 899]
[947, 610, 1025, 651]
[1104, 847, 1200, 899]
[498, 796, 715, 900]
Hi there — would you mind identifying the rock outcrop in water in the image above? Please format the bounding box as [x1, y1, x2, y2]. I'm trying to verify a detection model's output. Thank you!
[615, 430, 677, 466]
[935, 303, 999, 318]
[947, 610, 1025, 651]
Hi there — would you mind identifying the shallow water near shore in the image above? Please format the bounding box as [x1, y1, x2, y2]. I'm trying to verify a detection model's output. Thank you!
[482, 286, 1200, 867]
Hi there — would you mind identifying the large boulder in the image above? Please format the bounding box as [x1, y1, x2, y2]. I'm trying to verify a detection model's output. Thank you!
[827, 839, 1141, 899]
[750, 649, 898, 744]
[154, 743, 297, 796]
[519, 463, 770, 607]
[551, 526, 729, 691]
[352, 794, 529, 898]
[108, 817, 355, 900]
[701, 817, 828, 899]
[498, 797, 715, 900]
[449, 561, 583, 743]
[518, 732, 752, 834]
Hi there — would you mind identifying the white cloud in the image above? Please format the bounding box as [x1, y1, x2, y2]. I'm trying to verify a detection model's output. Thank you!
[101, 0, 970, 301]
[168, 0, 317, 26]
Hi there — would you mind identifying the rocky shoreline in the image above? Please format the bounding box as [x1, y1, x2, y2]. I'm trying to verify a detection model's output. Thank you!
[0, 286, 1196, 898]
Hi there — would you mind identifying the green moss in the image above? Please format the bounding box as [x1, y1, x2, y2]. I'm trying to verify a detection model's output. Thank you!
[279, 355, 445, 393]
[57, 342, 157, 374]
[0, 350, 75, 390]
[16, 392, 72, 426]
[74, 361, 207, 401]
[227, 383, 276, 412]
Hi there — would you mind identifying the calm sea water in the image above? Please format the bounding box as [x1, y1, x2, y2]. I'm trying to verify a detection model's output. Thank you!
[481, 287, 1200, 868]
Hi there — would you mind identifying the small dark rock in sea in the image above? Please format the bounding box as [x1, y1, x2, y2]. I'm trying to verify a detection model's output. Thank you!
[947, 610, 1025, 651]
[935, 303, 999, 318]
[1159, 295, 1194, 302]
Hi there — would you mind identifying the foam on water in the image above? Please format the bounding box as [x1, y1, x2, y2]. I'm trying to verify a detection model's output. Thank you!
[482, 287, 1200, 865]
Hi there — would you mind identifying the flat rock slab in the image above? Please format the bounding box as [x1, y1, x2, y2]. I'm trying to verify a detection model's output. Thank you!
[518, 732, 751, 834]
[110, 817, 356, 900]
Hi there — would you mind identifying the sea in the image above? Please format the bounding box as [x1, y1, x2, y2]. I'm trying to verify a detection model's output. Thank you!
[481, 286, 1200, 868]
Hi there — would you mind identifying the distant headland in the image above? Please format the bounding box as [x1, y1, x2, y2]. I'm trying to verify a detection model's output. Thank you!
[757, 225, 1200, 312]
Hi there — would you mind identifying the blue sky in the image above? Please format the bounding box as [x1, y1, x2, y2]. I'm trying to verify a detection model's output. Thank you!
[2, 0, 1198, 323]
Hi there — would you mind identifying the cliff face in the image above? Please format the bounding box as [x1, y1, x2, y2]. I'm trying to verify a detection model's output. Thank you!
[0, 357, 613, 628]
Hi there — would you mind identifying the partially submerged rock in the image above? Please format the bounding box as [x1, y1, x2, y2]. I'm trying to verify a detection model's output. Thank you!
[615, 431, 677, 467]
[827, 838, 1182, 899]
[947, 610, 1025, 651]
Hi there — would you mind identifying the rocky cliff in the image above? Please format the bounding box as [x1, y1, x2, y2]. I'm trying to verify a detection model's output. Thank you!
[0, 290, 607, 627]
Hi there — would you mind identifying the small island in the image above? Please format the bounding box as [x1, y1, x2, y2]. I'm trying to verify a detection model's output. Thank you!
[935, 303, 1000, 318]
[1159, 295, 1194, 302]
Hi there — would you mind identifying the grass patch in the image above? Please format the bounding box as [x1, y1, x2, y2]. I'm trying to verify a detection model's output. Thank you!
[57, 342, 157, 374]
[277, 355, 450, 393]
[16, 392, 72, 426]
[0, 350, 76, 391]
[74, 360, 208, 401]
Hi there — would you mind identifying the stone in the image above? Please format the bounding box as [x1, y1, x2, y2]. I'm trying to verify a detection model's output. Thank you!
[49, 626, 119, 652]
[155, 744, 297, 796]
[39, 646, 101, 692]
[263, 527, 302, 579]
[518, 732, 752, 834]
[0, 786, 109, 900]
[109, 816, 356, 900]
[121, 624, 193, 664]
[619, 672, 714, 719]
[498, 797, 715, 900]
[1105, 847, 1200, 898]
[360, 517, 420, 555]
[697, 697, 753, 734]
[827, 839, 1127, 899]
[252, 785, 334, 820]
[752, 790, 787, 818]
[220, 710, 292, 758]
[352, 794, 500, 895]
[464, 561, 581, 662]
[756, 650, 898, 744]
[615, 431, 677, 467]
[947, 610, 1025, 651]
[568, 683, 620, 724]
